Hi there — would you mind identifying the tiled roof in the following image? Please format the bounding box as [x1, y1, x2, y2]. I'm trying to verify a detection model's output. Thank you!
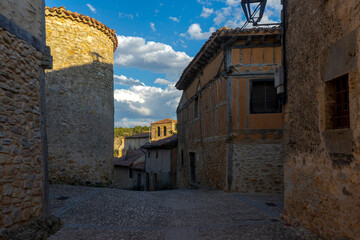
[45, 6, 118, 52]
[151, 118, 177, 125]
[175, 26, 281, 90]
[114, 149, 144, 167]
[126, 132, 150, 139]
[142, 135, 178, 149]
[131, 161, 145, 170]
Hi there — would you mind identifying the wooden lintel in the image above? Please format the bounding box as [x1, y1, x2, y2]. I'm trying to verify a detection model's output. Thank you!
[232, 42, 282, 49]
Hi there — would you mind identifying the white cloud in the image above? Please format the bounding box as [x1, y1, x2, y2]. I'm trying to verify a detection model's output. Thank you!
[179, 33, 186, 37]
[114, 35, 192, 78]
[114, 75, 145, 87]
[226, 0, 241, 7]
[200, 7, 214, 18]
[187, 24, 216, 40]
[154, 78, 171, 85]
[119, 12, 134, 19]
[114, 84, 181, 126]
[214, 7, 232, 25]
[86, 4, 96, 13]
[169, 17, 179, 22]
[150, 22, 156, 31]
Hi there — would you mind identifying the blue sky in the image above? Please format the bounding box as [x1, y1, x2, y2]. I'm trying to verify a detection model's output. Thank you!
[45, 0, 281, 127]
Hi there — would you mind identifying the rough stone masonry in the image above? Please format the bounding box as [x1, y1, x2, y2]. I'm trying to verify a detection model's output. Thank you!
[283, 0, 360, 239]
[45, 7, 117, 186]
[0, 0, 51, 229]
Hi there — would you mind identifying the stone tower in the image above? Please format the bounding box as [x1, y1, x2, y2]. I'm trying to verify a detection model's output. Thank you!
[45, 7, 117, 185]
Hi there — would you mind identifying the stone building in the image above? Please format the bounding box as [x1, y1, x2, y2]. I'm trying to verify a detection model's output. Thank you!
[0, 0, 52, 229]
[150, 118, 177, 142]
[113, 149, 145, 190]
[142, 135, 178, 191]
[122, 132, 150, 156]
[176, 27, 283, 193]
[283, 0, 360, 239]
[44, 7, 117, 185]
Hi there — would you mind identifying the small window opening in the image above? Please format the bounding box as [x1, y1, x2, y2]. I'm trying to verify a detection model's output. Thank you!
[326, 74, 350, 129]
[164, 126, 167, 136]
[157, 126, 160, 136]
[194, 96, 199, 118]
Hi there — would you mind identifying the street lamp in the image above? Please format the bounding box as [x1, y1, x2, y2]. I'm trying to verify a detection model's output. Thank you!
[241, 0, 267, 25]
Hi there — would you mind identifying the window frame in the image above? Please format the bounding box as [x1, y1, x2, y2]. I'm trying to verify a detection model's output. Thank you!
[250, 78, 281, 114]
[194, 96, 199, 119]
[326, 74, 350, 129]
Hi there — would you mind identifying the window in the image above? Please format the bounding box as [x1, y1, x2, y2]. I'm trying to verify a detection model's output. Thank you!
[157, 126, 160, 136]
[326, 74, 349, 129]
[148, 151, 150, 158]
[194, 96, 199, 118]
[156, 151, 158, 158]
[129, 169, 133, 178]
[154, 173, 158, 185]
[164, 126, 167, 136]
[250, 80, 280, 114]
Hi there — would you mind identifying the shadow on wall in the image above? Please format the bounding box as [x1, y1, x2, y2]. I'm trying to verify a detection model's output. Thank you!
[45, 59, 115, 186]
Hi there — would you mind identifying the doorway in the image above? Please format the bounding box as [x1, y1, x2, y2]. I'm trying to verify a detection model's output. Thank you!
[189, 152, 196, 183]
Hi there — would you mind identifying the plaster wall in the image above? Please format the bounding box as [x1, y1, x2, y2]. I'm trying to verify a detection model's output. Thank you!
[284, 0, 360, 238]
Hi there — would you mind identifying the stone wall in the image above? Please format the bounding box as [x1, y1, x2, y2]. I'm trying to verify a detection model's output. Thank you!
[0, 11, 44, 229]
[230, 134, 283, 193]
[151, 121, 177, 142]
[45, 7, 116, 185]
[113, 168, 145, 190]
[0, 0, 43, 40]
[283, 0, 360, 239]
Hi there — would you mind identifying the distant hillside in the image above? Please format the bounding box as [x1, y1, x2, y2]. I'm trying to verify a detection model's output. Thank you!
[114, 126, 150, 138]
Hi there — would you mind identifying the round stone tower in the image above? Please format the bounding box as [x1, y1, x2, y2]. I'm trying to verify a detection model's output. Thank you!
[45, 6, 117, 185]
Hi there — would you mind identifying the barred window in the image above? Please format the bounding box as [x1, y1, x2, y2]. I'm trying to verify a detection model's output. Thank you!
[326, 74, 349, 129]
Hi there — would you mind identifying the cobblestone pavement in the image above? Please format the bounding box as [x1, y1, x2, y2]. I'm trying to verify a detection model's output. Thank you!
[48, 185, 319, 240]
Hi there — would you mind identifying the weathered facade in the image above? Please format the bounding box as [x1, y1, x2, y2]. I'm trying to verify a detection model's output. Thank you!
[283, 0, 360, 239]
[0, 0, 52, 229]
[44, 7, 117, 185]
[113, 149, 145, 190]
[176, 27, 283, 193]
[150, 118, 177, 142]
[122, 132, 150, 156]
[143, 135, 178, 191]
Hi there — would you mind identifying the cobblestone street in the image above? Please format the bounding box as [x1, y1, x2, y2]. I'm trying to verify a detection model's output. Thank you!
[49, 185, 317, 240]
